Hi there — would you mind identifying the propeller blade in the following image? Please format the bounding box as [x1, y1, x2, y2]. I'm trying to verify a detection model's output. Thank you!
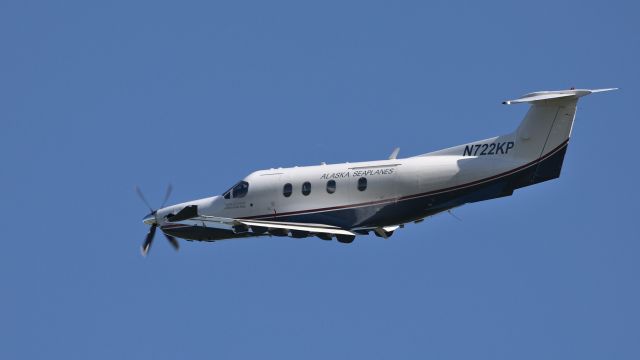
[141, 224, 157, 256]
[164, 233, 180, 251]
[137, 184, 178, 256]
[160, 184, 173, 208]
[135, 186, 153, 212]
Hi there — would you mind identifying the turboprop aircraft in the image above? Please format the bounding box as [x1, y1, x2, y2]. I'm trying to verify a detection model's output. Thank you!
[137, 88, 615, 255]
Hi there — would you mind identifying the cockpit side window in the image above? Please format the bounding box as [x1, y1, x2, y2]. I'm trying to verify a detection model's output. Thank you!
[222, 181, 249, 199]
[232, 181, 249, 198]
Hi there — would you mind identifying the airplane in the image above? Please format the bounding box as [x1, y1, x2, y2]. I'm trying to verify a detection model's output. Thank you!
[136, 88, 615, 256]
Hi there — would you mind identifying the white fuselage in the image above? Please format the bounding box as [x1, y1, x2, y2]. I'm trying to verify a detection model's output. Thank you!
[158, 148, 527, 233]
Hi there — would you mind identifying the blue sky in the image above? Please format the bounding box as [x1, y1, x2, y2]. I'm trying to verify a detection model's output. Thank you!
[1, 0, 638, 359]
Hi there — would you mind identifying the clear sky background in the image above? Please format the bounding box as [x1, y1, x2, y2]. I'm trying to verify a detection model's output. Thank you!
[1, 0, 638, 359]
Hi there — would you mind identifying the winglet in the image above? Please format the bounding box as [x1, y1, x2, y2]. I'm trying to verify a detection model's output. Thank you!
[503, 88, 617, 105]
[388, 147, 400, 160]
[590, 88, 618, 93]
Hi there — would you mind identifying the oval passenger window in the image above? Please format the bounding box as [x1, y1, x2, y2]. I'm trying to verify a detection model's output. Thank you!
[302, 182, 311, 196]
[357, 177, 367, 191]
[283, 183, 292, 197]
[326, 180, 336, 194]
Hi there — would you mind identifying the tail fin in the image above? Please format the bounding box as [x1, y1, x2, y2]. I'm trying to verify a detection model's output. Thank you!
[417, 88, 616, 157]
[505, 88, 616, 160]
[417, 88, 615, 184]
[505, 88, 616, 185]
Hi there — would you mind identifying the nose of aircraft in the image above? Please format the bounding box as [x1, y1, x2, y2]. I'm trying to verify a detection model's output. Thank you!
[143, 211, 156, 225]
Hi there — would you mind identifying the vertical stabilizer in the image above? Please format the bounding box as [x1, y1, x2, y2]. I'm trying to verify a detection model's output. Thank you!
[510, 97, 577, 161]
[503, 88, 615, 184]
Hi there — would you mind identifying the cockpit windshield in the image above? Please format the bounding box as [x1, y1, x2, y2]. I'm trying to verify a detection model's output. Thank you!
[222, 181, 249, 199]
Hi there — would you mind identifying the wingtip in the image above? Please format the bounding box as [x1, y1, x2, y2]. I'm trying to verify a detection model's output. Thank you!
[590, 87, 618, 93]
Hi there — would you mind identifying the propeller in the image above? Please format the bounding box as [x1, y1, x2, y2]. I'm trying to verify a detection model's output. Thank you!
[136, 185, 180, 256]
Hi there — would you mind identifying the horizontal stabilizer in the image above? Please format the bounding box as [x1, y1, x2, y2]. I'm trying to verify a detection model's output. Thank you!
[503, 88, 617, 105]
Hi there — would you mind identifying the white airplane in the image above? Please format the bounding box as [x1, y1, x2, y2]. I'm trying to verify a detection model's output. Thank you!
[137, 88, 615, 255]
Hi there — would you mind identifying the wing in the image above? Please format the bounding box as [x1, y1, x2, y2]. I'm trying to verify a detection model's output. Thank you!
[193, 215, 357, 237]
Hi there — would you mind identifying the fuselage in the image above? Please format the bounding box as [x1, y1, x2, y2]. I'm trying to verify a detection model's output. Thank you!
[157, 138, 568, 241]
[147, 88, 613, 244]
